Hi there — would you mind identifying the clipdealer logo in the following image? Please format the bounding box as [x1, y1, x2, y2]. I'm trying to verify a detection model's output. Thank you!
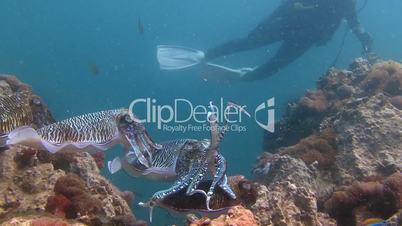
[128, 98, 275, 133]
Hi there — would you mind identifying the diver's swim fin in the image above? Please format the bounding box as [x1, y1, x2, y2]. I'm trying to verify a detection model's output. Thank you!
[108, 156, 122, 174]
[201, 63, 255, 83]
[157, 45, 205, 70]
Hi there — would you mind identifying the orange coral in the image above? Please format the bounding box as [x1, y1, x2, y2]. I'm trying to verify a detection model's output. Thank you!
[188, 206, 258, 226]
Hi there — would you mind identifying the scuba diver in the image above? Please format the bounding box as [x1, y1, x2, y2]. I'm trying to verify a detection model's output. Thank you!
[157, 0, 373, 82]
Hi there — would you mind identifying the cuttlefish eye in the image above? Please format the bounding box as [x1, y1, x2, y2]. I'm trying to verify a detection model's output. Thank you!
[32, 97, 42, 106]
[124, 114, 133, 123]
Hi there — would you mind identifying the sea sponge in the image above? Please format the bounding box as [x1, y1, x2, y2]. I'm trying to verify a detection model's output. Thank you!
[14, 147, 38, 168]
[324, 172, 402, 226]
[47, 173, 102, 219]
[45, 194, 71, 217]
[37, 150, 78, 171]
[54, 174, 86, 199]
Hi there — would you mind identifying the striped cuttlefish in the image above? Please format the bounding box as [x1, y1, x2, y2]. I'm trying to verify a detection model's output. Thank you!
[139, 175, 257, 222]
[6, 108, 160, 154]
[1, 92, 36, 150]
[108, 102, 248, 214]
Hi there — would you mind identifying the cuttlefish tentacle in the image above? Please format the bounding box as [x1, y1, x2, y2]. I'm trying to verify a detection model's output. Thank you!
[118, 113, 161, 167]
[152, 173, 192, 200]
[151, 150, 209, 201]
[206, 154, 236, 209]
[139, 132, 154, 164]
[142, 130, 162, 150]
[218, 175, 236, 199]
[125, 134, 150, 168]
[185, 163, 208, 197]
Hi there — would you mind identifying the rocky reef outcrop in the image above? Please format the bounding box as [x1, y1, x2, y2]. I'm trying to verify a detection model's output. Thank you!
[0, 76, 145, 226]
[250, 59, 402, 226]
[187, 206, 259, 226]
[183, 60, 401, 226]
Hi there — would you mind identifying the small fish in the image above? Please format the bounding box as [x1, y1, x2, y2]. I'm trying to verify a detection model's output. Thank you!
[137, 17, 144, 34]
[89, 63, 100, 75]
[362, 218, 386, 226]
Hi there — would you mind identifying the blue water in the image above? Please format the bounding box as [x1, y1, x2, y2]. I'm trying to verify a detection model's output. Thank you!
[1, 0, 401, 225]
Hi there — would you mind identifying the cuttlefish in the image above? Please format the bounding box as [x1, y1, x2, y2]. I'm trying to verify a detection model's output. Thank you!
[0, 92, 34, 149]
[138, 175, 257, 222]
[7, 108, 160, 154]
[109, 103, 244, 211]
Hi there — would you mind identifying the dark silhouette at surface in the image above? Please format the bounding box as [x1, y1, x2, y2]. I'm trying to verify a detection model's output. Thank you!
[205, 0, 373, 81]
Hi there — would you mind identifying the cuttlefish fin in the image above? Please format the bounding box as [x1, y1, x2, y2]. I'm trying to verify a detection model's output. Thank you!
[107, 156, 122, 174]
[6, 126, 43, 149]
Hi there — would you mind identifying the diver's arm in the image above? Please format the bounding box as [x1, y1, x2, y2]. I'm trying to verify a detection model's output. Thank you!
[345, 0, 372, 53]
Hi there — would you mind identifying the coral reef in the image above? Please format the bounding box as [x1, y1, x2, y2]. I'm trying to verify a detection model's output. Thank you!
[0, 75, 144, 226]
[0, 214, 87, 226]
[251, 155, 336, 226]
[187, 206, 259, 226]
[252, 59, 402, 226]
[0, 146, 143, 225]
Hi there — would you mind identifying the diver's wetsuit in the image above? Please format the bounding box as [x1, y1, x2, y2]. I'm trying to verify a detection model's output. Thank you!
[205, 0, 372, 81]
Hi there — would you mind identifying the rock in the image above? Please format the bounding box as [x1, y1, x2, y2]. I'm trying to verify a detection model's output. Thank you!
[250, 183, 336, 226]
[187, 206, 258, 226]
[390, 95, 402, 110]
[0, 75, 144, 225]
[255, 59, 402, 226]
[0, 147, 66, 216]
[386, 210, 402, 226]
[333, 93, 402, 182]
[250, 155, 335, 226]
[0, 214, 87, 226]
[1, 147, 142, 225]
